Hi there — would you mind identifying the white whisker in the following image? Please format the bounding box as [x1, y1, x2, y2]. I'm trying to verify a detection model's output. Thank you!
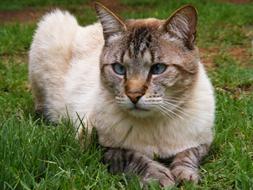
[156, 105, 175, 120]
[161, 101, 213, 124]
[163, 101, 191, 118]
[164, 100, 213, 116]
[159, 104, 184, 120]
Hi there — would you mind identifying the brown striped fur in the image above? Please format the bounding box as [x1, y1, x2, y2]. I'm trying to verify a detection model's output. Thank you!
[103, 148, 175, 187]
[103, 144, 209, 187]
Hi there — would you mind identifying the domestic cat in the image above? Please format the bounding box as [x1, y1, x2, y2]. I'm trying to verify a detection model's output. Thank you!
[29, 2, 215, 187]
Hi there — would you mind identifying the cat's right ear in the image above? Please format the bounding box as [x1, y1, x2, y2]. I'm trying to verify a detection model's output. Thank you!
[95, 2, 126, 43]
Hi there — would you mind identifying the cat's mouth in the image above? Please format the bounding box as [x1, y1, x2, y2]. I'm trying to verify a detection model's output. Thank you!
[129, 105, 150, 112]
[127, 105, 152, 118]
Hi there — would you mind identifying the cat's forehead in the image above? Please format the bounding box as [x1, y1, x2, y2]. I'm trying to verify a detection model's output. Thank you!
[126, 18, 163, 30]
[119, 19, 162, 62]
[126, 18, 163, 46]
[115, 19, 183, 63]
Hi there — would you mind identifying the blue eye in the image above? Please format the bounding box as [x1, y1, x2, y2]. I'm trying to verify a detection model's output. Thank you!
[150, 63, 167, 75]
[112, 63, 126, 75]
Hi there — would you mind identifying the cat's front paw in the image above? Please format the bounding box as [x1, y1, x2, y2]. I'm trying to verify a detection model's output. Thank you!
[171, 166, 199, 183]
[142, 163, 175, 187]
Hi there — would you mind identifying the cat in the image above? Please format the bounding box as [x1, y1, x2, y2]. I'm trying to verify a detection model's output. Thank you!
[29, 2, 215, 187]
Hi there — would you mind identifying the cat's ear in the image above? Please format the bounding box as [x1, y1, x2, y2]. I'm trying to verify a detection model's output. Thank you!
[95, 2, 126, 43]
[163, 5, 197, 50]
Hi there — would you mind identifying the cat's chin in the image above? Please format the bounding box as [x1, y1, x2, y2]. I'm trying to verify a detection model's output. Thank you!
[127, 108, 154, 118]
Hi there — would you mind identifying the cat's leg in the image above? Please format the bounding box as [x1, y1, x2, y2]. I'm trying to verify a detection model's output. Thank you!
[103, 148, 175, 187]
[170, 144, 209, 183]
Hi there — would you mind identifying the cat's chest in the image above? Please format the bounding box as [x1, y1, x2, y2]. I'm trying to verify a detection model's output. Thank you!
[95, 117, 203, 158]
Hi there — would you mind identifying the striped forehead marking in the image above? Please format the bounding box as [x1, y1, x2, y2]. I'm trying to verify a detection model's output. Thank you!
[129, 27, 153, 58]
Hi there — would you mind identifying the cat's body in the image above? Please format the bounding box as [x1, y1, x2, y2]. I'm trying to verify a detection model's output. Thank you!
[29, 4, 215, 187]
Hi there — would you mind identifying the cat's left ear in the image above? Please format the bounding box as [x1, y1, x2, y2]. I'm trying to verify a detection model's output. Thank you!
[95, 2, 127, 43]
[163, 5, 197, 50]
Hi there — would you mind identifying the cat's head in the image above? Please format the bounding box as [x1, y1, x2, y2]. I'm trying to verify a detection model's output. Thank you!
[95, 3, 200, 118]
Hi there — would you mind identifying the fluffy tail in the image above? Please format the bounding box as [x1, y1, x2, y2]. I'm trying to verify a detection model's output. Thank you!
[29, 9, 78, 69]
[29, 10, 79, 121]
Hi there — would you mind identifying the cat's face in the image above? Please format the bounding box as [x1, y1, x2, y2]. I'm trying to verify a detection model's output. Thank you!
[96, 4, 199, 118]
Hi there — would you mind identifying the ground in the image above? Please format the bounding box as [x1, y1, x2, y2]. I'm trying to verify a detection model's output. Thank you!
[0, 0, 252, 189]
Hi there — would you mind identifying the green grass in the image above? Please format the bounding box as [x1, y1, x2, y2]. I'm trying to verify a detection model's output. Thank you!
[0, 0, 253, 189]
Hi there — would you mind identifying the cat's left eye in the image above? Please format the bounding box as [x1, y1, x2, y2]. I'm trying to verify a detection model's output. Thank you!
[112, 63, 126, 75]
[150, 63, 167, 75]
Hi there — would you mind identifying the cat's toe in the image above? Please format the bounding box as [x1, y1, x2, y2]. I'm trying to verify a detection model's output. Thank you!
[171, 166, 199, 183]
[159, 176, 175, 187]
[143, 164, 175, 187]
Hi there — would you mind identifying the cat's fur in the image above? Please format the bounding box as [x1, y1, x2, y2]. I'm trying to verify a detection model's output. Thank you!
[29, 3, 215, 187]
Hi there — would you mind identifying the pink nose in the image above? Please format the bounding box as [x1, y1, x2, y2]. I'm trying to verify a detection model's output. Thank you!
[126, 92, 144, 104]
[125, 79, 148, 104]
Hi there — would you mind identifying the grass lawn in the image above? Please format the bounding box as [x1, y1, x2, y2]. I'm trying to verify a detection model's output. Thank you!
[0, 0, 253, 189]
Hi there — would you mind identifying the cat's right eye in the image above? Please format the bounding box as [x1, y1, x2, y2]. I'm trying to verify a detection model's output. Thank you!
[112, 63, 126, 75]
